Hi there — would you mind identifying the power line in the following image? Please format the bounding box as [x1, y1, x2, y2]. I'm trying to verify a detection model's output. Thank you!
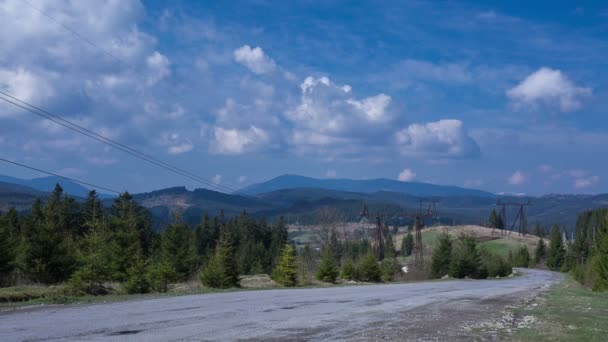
[13, 1, 245, 195]
[0, 157, 121, 194]
[0, 92, 239, 194]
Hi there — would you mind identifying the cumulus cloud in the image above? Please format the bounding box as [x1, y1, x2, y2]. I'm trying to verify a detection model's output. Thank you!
[211, 174, 222, 185]
[233, 45, 276, 74]
[210, 126, 270, 155]
[507, 67, 591, 111]
[508, 170, 526, 185]
[146, 51, 171, 85]
[398, 168, 416, 181]
[394, 119, 480, 158]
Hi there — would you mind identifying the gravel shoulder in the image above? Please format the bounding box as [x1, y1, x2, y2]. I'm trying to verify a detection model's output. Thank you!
[0, 269, 563, 342]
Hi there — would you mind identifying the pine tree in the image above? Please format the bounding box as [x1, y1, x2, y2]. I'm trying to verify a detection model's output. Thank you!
[535, 238, 547, 264]
[591, 228, 608, 291]
[272, 244, 298, 286]
[488, 209, 500, 228]
[316, 249, 339, 283]
[547, 225, 566, 271]
[431, 232, 453, 278]
[449, 235, 484, 279]
[513, 246, 531, 267]
[200, 234, 239, 288]
[147, 259, 175, 292]
[403, 232, 414, 256]
[381, 258, 397, 282]
[357, 252, 381, 282]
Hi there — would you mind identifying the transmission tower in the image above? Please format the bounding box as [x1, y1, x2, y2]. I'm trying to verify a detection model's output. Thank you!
[495, 198, 531, 236]
[404, 199, 439, 268]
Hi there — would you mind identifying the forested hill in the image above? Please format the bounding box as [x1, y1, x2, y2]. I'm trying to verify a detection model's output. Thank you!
[238, 174, 495, 198]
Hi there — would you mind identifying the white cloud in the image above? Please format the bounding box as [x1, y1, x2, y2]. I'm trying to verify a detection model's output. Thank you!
[211, 126, 270, 155]
[0, 68, 55, 116]
[508, 170, 526, 185]
[287, 76, 392, 134]
[325, 169, 337, 178]
[574, 175, 599, 189]
[394, 119, 480, 158]
[146, 51, 170, 85]
[238, 176, 248, 183]
[168, 141, 193, 154]
[233, 45, 276, 74]
[507, 67, 591, 111]
[398, 168, 416, 181]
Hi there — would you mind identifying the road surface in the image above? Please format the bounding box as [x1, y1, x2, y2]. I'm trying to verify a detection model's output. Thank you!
[0, 269, 562, 341]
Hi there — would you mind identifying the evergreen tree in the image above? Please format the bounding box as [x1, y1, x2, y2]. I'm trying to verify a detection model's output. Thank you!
[147, 259, 175, 292]
[535, 238, 547, 264]
[403, 232, 414, 256]
[0, 213, 16, 284]
[23, 219, 75, 283]
[161, 218, 198, 281]
[533, 223, 545, 238]
[69, 222, 117, 294]
[329, 228, 343, 262]
[340, 259, 356, 280]
[316, 249, 339, 283]
[547, 225, 566, 271]
[513, 246, 531, 268]
[591, 227, 608, 291]
[200, 234, 239, 288]
[449, 235, 484, 279]
[384, 234, 395, 259]
[82, 190, 103, 232]
[488, 209, 500, 228]
[124, 252, 151, 294]
[357, 252, 381, 282]
[431, 232, 452, 278]
[381, 258, 397, 282]
[272, 244, 297, 286]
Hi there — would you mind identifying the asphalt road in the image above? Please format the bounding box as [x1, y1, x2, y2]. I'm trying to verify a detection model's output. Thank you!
[0, 269, 562, 342]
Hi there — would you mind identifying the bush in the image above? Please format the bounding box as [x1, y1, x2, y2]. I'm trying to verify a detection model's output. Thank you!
[340, 259, 356, 280]
[316, 249, 339, 283]
[357, 253, 381, 282]
[482, 251, 512, 278]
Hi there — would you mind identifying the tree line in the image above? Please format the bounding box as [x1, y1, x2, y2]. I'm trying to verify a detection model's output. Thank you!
[0, 184, 289, 293]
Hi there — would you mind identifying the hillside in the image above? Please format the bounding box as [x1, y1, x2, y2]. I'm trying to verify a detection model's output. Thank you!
[395, 225, 541, 259]
[239, 174, 495, 197]
[0, 174, 114, 199]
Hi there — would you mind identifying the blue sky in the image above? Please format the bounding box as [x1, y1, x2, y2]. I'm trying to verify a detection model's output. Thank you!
[0, 0, 607, 195]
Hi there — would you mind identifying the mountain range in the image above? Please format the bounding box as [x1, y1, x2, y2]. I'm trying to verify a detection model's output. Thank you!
[1, 174, 606, 232]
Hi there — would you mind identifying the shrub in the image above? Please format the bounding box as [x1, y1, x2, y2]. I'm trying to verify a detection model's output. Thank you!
[431, 232, 452, 278]
[272, 244, 298, 287]
[340, 259, 356, 280]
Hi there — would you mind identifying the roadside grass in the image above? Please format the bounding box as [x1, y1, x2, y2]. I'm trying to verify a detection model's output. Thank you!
[509, 276, 608, 341]
[479, 239, 526, 258]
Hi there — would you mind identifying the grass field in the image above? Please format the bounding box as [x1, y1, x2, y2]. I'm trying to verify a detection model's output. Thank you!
[394, 225, 540, 259]
[504, 276, 608, 341]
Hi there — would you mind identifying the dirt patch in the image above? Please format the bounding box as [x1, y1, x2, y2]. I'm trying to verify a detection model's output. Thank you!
[239, 275, 280, 289]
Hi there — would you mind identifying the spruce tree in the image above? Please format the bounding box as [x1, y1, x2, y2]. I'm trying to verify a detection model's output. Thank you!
[200, 234, 239, 288]
[316, 249, 339, 283]
[272, 244, 297, 286]
[24, 219, 75, 283]
[340, 259, 356, 280]
[547, 225, 566, 271]
[431, 232, 452, 278]
[161, 219, 198, 281]
[403, 232, 414, 256]
[124, 252, 151, 294]
[0, 213, 16, 284]
[535, 238, 547, 264]
[488, 209, 500, 228]
[357, 252, 381, 282]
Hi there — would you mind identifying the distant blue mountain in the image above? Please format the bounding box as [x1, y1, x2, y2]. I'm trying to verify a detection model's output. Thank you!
[238, 174, 495, 198]
[0, 174, 114, 199]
